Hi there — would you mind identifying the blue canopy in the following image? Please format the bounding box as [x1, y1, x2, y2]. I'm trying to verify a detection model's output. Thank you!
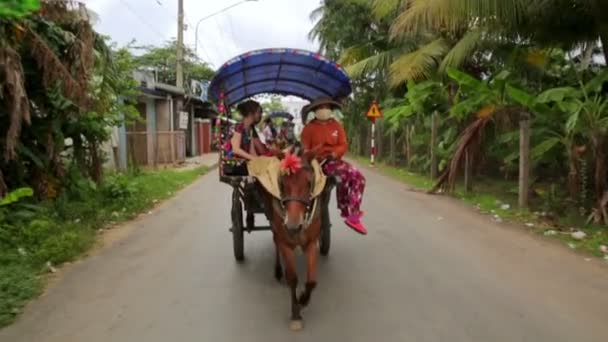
[208, 48, 352, 106]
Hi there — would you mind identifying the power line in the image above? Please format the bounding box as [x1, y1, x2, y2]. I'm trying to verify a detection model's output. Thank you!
[152, 0, 216, 66]
[118, 0, 167, 39]
[225, 13, 238, 51]
[210, 16, 230, 62]
[184, 13, 214, 66]
[153, 0, 177, 20]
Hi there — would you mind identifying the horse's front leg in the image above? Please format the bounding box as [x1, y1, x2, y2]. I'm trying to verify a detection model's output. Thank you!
[274, 242, 283, 282]
[278, 244, 303, 330]
[298, 242, 318, 307]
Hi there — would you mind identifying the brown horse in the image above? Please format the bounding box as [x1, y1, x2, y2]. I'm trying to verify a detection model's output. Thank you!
[260, 146, 323, 331]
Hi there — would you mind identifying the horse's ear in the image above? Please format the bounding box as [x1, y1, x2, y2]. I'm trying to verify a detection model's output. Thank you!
[291, 142, 304, 157]
[267, 148, 285, 159]
[303, 150, 316, 163]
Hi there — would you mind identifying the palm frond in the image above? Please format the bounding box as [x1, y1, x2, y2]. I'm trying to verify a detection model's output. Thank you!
[27, 26, 85, 106]
[0, 47, 30, 161]
[390, 0, 529, 39]
[309, 5, 324, 21]
[439, 28, 484, 72]
[390, 0, 463, 38]
[342, 46, 400, 79]
[371, 0, 403, 19]
[339, 44, 374, 66]
[389, 38, 448, 86]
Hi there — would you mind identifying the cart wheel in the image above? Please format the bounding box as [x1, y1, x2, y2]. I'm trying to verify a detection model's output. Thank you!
[320, 205, 331, 256]
[231, 189, 244, 262]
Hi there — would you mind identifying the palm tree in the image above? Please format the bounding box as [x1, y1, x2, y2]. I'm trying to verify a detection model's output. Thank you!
[389, 0, 608, 84]
[0, 0, 118, 196]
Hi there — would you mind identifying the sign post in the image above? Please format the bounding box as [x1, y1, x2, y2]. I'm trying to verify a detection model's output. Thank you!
[365, 100, 383, 167]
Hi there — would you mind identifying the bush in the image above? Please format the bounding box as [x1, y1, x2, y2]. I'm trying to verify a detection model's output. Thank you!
[102, 173, 138, 201]
[0, 264, 41, 327]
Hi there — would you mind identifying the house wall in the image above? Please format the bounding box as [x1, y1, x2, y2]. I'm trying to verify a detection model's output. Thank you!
[126, 95, 187, 166]
[155, 99, 172, 163]
[145, 98, 157, 166]
[128, 102, 147, 132]
[156, 131, 185, 164]
[126, 101, 149, 166]
[156, 99, 171, 131]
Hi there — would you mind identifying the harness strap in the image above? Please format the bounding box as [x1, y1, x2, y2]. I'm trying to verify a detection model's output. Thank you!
[272, 198, 285, 220]
[272, 196, 320, 229]
[303, 197, 320, 228]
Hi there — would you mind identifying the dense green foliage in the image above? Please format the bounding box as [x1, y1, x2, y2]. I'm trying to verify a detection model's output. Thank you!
[0, 1, 214, 328]
[0, 0, 40, 17]
[0, 1, 140, 198]
[260, 95, 287, 114]
[131, 40, 215, 86]
[311, 1, 608, 230]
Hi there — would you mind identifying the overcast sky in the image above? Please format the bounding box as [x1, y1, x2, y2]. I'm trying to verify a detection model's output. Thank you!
[84, 0, 321, 68]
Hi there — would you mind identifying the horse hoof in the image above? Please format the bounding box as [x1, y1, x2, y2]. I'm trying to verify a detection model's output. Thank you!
[289, 320, 303, 331]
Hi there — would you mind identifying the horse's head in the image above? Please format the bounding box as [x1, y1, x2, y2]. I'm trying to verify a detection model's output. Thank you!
[277, 144, 319, 236]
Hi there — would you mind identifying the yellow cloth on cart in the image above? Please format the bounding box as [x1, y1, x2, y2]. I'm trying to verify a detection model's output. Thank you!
[247, 156, 326, 200]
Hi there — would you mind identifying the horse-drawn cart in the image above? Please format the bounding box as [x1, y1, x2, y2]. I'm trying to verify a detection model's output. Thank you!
[208, 48, 352, 262]
[218, 173, 337, 261]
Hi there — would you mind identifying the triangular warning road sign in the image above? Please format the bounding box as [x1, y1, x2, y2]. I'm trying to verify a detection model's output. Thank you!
[366, 102, 383, 119]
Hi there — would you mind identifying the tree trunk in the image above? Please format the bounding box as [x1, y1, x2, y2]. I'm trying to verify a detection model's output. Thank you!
[405, 125, 411, 168]
[600, 32, 608, 66]
[593, 137, 606, 200]
[377, 120, 383, 161]
[389, 130, 396, 165]
[518, 114, 531, 208]
[430, 111, 439, 179]
[0, 169, 7, 198]
[567, 146, 580, 201]
[72, 134, 87, 175]
[89, 140, 103, 184]
[464, 148, 473, 193]
[579, 42, 596, 71]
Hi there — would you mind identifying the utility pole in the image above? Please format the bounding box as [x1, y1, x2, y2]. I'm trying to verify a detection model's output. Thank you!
[176, 0, 184, 90]
[174, 0, 184, 165]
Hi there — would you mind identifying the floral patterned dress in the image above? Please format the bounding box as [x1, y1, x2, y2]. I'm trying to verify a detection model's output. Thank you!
[222, 123, 258, 175]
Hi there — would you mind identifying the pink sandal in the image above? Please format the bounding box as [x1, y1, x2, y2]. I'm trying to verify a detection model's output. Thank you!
[344, 213, 367, 235]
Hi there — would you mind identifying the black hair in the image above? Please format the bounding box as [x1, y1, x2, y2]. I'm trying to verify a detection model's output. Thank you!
[237, 100, 262, 117]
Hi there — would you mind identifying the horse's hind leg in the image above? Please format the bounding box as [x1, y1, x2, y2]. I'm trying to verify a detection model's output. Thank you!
[274, 244, 283, 282]
[298, 242, 318, 307]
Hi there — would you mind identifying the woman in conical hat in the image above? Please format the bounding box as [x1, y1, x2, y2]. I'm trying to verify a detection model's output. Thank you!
[300, 96, 367, 235]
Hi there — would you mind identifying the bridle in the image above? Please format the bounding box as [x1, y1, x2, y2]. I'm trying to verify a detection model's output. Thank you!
[273, 163, 320, 229]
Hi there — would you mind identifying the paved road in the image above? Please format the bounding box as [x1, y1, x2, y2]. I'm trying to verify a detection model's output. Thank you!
[2, 166, 608, 342]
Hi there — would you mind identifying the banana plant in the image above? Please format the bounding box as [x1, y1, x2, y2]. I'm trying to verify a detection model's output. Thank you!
[447, 67, 520, 121]
[383, 79, 449, 170]
[507, 70, 608, 209]
[0, 187, 33, 206]
[384, 79, 448, 130]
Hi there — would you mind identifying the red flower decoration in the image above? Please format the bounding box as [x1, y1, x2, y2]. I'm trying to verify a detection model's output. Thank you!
[279, 153, 302, 175]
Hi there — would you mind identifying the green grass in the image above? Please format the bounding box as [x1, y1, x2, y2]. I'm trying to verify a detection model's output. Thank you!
[354, 156, 607, 259]
[353, 156, 434, 189]
[0, 166, 208, 327]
